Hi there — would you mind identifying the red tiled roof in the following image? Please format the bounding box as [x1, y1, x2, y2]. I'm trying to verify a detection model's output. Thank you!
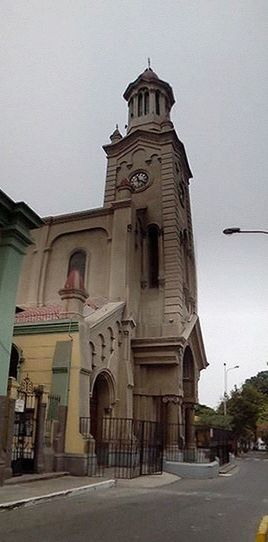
[15, 297, 109, 324]
[15, 305, 64, 323]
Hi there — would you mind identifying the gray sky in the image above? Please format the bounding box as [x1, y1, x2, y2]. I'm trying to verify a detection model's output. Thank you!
[1, 1, 268, 407]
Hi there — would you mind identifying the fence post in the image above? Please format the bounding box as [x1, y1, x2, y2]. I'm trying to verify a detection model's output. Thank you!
[139, 421, 145, 476]
[34, 387, 45, 473]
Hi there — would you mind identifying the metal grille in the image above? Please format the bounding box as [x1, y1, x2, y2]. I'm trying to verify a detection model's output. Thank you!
[195, 426, 232, 465]
[79, 418, 231, 478]
[12, 386, 38, 475]
[80, 417, 164, 479]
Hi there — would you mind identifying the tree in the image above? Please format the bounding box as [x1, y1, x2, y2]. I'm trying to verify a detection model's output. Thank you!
[196, 371, 268, 447]
[227, 384, 265, 442]
[245, 371, 268, 397]
[195, 403, 232, 430]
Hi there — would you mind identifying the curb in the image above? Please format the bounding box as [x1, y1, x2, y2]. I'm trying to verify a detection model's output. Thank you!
[256, 516, 268, 542]
[0, 479, 116, 511]
[219, 463, 238, 476]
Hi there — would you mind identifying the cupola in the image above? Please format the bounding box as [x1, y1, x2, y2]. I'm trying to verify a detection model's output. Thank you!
[123, 65, 175, 134]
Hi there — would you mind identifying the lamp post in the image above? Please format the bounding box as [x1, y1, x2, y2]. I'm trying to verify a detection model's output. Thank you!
[223, 363, 239, 415]
[222, 227, 265, 413]
[223, 227, 268, 236]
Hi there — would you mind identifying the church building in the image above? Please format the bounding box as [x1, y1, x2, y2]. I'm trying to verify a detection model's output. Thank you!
[9, 67, 208, 477]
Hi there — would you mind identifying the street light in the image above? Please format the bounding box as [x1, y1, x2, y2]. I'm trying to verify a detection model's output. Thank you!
[223, 362, 239, 416]
[223, 227, 268, 236]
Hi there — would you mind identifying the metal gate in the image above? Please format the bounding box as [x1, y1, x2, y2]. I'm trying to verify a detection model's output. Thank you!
[11, 377, 39, 475]
[80, 417, 164, 479]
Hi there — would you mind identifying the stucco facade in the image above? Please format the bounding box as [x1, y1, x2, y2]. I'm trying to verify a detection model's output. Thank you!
[0, 189, 42, 484]
[10, 68, 208, 476]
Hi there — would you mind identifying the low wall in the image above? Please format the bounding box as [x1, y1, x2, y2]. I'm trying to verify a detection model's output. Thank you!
[163, 459, 219, 479]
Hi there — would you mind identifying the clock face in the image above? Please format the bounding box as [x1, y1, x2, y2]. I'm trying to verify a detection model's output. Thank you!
[129, 171, 149, 191]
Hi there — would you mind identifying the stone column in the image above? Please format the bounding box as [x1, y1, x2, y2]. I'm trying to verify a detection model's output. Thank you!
[162, 396, 182, 461]
[149, 90, 155, 114]
[185, 405, 195, 448]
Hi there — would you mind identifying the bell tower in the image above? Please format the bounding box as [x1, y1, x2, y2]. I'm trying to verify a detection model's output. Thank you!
[123, 65, 175, 134]
[103, 66, 197, 337]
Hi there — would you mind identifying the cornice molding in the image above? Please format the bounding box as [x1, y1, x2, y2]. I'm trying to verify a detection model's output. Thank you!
[43, 206, 113, 225]
[103, 129, 192, 179]
[14, 320, 79, 336]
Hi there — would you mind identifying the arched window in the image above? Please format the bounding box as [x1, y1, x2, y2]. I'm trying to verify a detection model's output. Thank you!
[144, 91, 149, 115]
[155, 91, 160, 115]
[67, 250, 86, 282]
[183, 346, 195, 398]
[116, 322, 122, 346]
[129, 98, 134, 118]
[108, 327, 115, 354]
[89, 341, 96, 369]
[138, 92, 143, 117]
[98, 334, 106, 362]
[148, 225, 159, 288]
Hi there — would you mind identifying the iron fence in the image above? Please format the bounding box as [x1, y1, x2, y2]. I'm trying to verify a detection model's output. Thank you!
[195, 425, 232, 465]
[80, 417, 164, 479]
[11, 379, 39, 475]
[162, 423, 216, 463]
[79, 418, 231, 478]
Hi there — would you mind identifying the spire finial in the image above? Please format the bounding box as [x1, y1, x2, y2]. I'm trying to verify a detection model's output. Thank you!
[148, 57, 151, 69]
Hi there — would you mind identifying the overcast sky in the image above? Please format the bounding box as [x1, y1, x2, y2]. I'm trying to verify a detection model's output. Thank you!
[1, 1, 268, 407]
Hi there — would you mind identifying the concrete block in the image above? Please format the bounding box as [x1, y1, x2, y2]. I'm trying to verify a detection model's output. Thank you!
[163, 459, 219, 479]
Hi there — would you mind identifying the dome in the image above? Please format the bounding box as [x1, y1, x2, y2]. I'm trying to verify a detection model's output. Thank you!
[139, 67, 159, 82]
[123, 67, 175, 106]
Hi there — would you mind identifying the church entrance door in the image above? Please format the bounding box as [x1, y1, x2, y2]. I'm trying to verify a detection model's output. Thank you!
[90, 373, 111, 467]
[90, 373, 110, 441]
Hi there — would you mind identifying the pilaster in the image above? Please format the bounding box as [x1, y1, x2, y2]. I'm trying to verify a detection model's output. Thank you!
[0, 231, 33, 396]
[160, 144, 184, 322]
[109, 198, 134, 301]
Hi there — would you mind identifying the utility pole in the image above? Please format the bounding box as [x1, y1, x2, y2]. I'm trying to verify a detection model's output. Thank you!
[223, 363, 239, 415]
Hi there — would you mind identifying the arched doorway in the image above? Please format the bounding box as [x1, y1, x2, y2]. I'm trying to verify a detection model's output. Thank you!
[9, 344, 20, 380]
[90, 372, 112, 441]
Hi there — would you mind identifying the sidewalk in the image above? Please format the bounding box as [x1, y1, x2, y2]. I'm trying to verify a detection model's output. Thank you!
[0, 474, 115, 510]
[0, 472, 179, 510]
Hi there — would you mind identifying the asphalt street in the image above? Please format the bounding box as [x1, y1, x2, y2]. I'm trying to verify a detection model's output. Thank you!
[0, 453, 267, 542]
